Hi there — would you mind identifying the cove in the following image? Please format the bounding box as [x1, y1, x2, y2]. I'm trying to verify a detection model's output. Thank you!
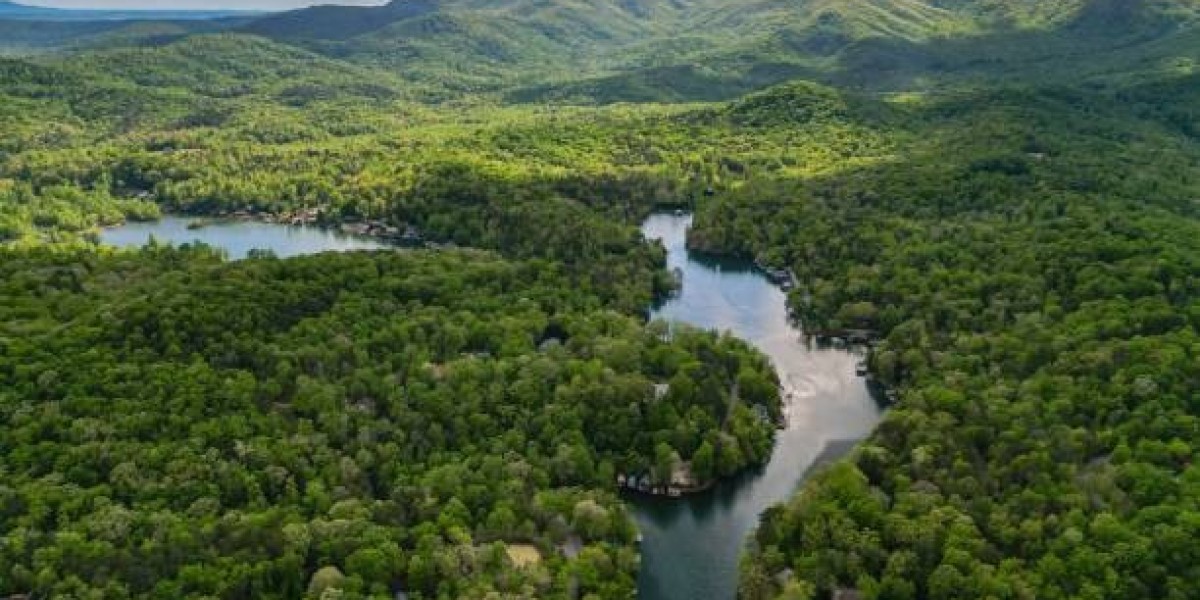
[632, 213, 883, 600]
[98, 216, 390, 259]
[99, 212, 882, 598]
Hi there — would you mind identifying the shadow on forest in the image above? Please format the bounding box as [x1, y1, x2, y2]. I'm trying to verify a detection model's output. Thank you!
[507, 1, 1198, 104]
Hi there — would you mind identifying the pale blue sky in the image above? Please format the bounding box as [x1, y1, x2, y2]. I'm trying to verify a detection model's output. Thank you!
[24, 0, 385, 9]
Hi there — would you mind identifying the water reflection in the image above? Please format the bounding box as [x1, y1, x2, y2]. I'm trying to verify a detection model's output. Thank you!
[101, 212, 881, 599]
[631, 213, 882, 600]
[99, 216, 389, 259]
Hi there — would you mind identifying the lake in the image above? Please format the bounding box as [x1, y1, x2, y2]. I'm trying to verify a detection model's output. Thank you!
[632, 213, 882, 600]
[98, 216, 389, 259]
[100, 212, 881, 598]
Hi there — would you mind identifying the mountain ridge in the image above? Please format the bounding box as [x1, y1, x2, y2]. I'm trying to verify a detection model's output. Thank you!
[223, 0, 1199, 101]
[240, 0, 439, 41]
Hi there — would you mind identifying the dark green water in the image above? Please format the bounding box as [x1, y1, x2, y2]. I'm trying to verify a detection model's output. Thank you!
[99, 216, 389, 259]
[633, 213, 882, 600]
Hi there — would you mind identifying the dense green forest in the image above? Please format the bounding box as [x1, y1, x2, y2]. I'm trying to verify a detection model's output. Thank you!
[0, 0, 1197, 598]
[0, 246, 780, 598]
[720, 83, 1200, 598]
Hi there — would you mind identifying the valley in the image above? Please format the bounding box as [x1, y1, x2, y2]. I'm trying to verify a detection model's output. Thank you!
[0, 0, 1197, 599]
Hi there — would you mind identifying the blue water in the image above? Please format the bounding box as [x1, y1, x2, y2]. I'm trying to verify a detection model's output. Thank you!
[99, 216, 389, 260]
[632, 213, 882, 600]
[101, 212, 880, 599]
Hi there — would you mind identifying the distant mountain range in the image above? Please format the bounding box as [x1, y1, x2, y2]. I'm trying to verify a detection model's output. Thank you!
[0, 0, 263, 21]
[225, 0, 1199, 101]
[2, 0, 1196, 103]
[241, 0, 438, 41]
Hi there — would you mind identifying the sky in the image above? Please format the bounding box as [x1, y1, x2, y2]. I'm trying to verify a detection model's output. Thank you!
[22, 0, 385, 9]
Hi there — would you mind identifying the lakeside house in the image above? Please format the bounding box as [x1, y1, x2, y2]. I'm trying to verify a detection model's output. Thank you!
[617, 460, 710, 497]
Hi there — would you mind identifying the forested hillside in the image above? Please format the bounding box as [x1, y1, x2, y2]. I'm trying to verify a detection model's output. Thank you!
[233, 0, 1200, 100]
[0, 0, 1196, 599]
[719, 80, 1200, 599]
[0, 246, 780, 598]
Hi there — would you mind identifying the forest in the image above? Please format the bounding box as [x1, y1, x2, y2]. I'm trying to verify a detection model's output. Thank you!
[0, 0, 1197, 598]
[0, 245, 780, 598]
[722, 83, 1200, 599]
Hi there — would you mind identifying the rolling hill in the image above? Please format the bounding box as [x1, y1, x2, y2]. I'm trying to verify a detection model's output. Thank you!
[8, 0, 1193, 99]
[224, 0, 1200, 102]
[240, 0, 439, 41]
[0, 1, 262, 55]
[0, 2, 1196, 600]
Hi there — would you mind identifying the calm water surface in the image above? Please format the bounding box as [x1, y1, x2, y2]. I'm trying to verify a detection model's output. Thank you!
[633, 213, 882, 600]
[99, 216, 389, 259]
[103, 213, 879, 599]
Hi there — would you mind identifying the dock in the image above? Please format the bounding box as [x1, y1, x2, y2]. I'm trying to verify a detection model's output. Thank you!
[753, 260, 797, 291]
[617, 465, 715, 498]
[809, 328, 877, 345]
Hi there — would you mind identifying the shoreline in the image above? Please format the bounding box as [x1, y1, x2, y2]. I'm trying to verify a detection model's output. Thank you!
[105, 210, 439, 248]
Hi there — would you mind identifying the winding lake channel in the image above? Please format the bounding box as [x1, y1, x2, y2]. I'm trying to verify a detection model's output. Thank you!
[632, 213, 882, 600]
[100, 213, 883, 598]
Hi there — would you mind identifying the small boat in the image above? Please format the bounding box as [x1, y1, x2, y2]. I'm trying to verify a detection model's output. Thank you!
[674, 209, 684, 216]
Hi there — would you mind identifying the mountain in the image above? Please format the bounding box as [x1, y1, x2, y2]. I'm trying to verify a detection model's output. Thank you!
[0, 0, 1197, 599]
[0, 15, 252, 55]
[226, 0, 1200, 102]
[0, 0, 263, 21]
[240, 0, 439, 41]
[236, 0, 672, 93]
[7, 0, 1194, 99]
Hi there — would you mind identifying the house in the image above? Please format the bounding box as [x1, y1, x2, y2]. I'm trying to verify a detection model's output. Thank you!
[752, 404, 773, 424]
[773, 568, 794, 587]
[652, 383, 670, 401]
[557, 535, 583, 559]
[833, 589, 863, 600]
[637, 474, 651, 492]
